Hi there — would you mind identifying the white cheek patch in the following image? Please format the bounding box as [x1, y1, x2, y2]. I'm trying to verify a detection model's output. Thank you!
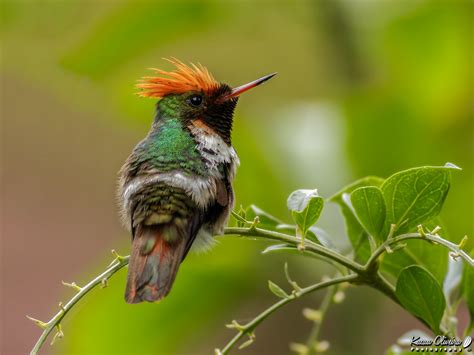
[189, 125, 240, 180]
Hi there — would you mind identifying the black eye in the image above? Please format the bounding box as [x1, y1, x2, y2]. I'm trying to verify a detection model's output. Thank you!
[188, 95, 203, 107]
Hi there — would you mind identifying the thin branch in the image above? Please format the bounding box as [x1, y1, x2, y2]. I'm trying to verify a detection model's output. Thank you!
[223, 227, 365, 273]
[29, 226, 467, 354]
[216, 274, 358, 355]
[365, 232, 473, 270]
[303, 284, 338, 354]
[28, 253, 129, 355]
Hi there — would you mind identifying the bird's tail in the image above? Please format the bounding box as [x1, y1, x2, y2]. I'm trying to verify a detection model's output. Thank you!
[125, 224, 186, 304]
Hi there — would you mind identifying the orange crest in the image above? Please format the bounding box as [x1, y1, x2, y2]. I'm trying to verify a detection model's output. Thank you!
[137, 58, 220, 98]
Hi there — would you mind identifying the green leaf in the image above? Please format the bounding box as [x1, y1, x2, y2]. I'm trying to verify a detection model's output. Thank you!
[328, 176, 385, 202]
[268, 280, 289, 299]
[287, 189, 324, 236]
[395, 265, 446, 333]
[329, 176, 384, 263]
[381, 164, 460, 234]
[350, 186, 386, 243]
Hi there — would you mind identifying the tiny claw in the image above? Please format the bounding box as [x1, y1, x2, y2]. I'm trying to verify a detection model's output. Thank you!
[26, 315, 48, 329]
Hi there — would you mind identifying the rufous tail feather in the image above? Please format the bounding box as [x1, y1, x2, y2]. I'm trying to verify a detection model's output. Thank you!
[125, 225, 186, 304]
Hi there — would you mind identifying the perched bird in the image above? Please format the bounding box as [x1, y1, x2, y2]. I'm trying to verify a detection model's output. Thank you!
[118, 59, 276, 303]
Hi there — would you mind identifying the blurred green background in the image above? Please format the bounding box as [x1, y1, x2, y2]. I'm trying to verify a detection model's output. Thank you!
[1, 0, 472, 354]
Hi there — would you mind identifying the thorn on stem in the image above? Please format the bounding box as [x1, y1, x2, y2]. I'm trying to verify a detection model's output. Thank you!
[26, 315, 48, 329]
[111, 249, 124, 262]
[238, 333, 255, 350]
[100, 278, 108, 288]
[225, 320, 245, 332]
[50, 324, 64, 346]
[387, 224, 397, 240]
[58, 302, 65, 312]
[61, 281, 82, 292]
[284, 263, 301, 292]
[249, 216, 260, 230]
[417, 225, 426, 237]
[458, 235, 468, 250]
[431, 226, 441, 235]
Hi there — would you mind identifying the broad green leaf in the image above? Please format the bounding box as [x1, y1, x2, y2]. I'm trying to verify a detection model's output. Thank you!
[268, 280, 289, 299]
[246, 205, 283, 230]
[350, 186, 386, 243]
[287, 189, 324, 236]
[381, 164, 460, 234]
[329, 176, 384, 263]
[395, 265, 446, 333]
[328, 176, 385, 203]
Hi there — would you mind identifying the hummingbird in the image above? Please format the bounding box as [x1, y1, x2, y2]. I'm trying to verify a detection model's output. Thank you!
[118, 58, 276, 303]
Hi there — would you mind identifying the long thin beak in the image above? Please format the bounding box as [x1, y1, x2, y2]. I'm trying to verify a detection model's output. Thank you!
[225, 72, 277, 100]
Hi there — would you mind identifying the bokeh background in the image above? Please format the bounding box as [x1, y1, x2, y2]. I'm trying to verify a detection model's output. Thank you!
[1, 0, 473, 354]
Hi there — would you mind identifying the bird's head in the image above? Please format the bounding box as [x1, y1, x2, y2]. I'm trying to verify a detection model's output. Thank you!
[137, 58, 276, 144]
